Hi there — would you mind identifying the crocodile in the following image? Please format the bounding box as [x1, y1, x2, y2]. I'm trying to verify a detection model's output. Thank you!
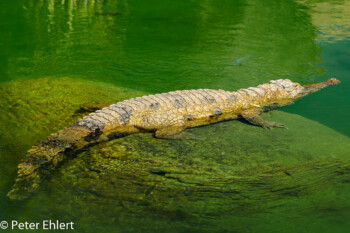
[7, 78, 340, 200]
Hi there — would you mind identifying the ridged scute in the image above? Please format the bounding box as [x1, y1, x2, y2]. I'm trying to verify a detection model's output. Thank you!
[77, 104, 132, 130]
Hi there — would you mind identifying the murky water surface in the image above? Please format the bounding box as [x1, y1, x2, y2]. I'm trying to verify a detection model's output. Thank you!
[0, 0, 349, 232]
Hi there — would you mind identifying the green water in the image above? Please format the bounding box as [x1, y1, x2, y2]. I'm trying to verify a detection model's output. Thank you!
[0, 0, 350, 232]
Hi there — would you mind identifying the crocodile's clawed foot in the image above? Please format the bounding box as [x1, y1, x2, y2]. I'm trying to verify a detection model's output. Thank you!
[241, 110, 288, 130]
[262, 122, 288, 130]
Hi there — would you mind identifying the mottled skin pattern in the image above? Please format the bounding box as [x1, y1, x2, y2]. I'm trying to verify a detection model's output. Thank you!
[8, 78, 340, 200]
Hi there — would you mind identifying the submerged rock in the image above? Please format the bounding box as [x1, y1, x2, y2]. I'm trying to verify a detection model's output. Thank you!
[41, 111, 350, 231]
[1, 77, 350, 232]
[0, 77, 145, 198]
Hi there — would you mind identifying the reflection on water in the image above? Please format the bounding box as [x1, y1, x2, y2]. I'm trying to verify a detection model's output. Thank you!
[297, 0, 350, 43]
[0, 0, 350, 233]
[3, 0, 324, 91]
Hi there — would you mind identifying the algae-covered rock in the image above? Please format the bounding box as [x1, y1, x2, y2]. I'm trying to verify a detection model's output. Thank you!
[1, 77, 350, 233]
[32, 111, 350, 232]
[0, 77, 146, 194]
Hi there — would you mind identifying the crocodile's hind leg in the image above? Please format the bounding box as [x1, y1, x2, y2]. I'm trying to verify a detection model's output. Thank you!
[241, 109, 287, 129]
[137, 113, 199, 140]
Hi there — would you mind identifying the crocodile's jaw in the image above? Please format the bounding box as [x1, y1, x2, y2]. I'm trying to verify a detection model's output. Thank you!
[295, 78, 340, 100]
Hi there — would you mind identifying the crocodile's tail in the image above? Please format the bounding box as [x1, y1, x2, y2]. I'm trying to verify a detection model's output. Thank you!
[7, 125, 93, 200]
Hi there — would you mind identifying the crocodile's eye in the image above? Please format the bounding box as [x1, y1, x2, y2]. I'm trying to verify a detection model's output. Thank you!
[184, 115, 193, 121]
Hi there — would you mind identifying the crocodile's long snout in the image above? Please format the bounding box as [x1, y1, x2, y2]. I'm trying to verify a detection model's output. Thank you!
[301, 78, 340, 96]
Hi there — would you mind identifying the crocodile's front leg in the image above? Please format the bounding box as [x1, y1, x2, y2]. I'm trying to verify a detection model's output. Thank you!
[241, 109, 287, 129]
